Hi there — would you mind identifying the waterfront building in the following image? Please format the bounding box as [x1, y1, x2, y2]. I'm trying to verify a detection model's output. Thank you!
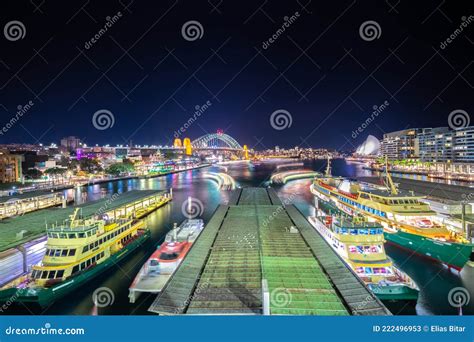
[60, 136, 82, 152]
[453, 126, 474, 162]
[380, 129, 419, 160]
[0, 150, 24, 183]
[417, 127, 453, 163]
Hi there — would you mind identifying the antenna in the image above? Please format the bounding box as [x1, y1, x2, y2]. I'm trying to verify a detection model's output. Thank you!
[384, 156, 398, 195]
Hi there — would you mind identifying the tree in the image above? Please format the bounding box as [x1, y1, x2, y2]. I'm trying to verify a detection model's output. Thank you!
[79, 158, 103, 173]
[105, 162, 135, 176]
[45, 167, 67, 185]
[24, 168, 43, 180]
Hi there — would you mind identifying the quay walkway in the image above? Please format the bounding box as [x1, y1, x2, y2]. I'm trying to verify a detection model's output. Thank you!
[0, 191, 65, 220]
[149, 188, 390, 315]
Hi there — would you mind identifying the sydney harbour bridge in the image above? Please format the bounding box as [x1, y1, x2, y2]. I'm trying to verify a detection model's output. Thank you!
[170, 131, 250, 159]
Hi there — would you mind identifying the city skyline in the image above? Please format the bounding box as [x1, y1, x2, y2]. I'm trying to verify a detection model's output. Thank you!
[0, 1, 472, 149]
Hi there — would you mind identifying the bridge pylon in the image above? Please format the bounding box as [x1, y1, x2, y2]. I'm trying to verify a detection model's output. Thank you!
[173, 138, 182, 148]
[243, 145, 249, 160]
[183, 137, 192, 156]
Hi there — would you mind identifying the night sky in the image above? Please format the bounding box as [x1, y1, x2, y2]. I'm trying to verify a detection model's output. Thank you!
[0, 0, 472, 150]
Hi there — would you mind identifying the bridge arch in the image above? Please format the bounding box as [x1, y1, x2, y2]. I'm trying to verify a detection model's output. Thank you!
[192, 133, 243, 150]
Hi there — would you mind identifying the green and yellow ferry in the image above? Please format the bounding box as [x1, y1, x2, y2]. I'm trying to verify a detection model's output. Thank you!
[308, 200, 419, 301]
[310, 157, 473, 271]
[0, 208, 150, 307]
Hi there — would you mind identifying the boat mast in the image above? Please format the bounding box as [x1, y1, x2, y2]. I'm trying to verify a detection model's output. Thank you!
[325, 154, 332, 176]
[384, 156, 398, 195]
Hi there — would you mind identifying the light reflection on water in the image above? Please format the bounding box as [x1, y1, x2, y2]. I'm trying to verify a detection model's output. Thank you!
[6, 160, 472, 315]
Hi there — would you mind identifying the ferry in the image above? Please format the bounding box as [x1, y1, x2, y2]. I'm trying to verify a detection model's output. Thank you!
[0, 208, 150, 307]
[128, 219, 204, 303]
[310, 157, 473, 270]
[308, 206, 419, 301]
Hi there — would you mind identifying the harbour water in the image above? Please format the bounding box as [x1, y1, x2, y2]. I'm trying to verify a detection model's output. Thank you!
[5, 159, 474, 315]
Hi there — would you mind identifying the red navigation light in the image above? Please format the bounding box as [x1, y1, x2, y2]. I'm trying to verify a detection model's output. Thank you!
[217, 129, 223, 135]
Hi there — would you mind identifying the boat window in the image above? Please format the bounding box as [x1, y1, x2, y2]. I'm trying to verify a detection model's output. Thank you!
[83, 245, 89, 253]
[72, 265, 79, 274]
[159, 252, 179, 260]
[41, 271, 48, 279]
[59, 233, 66, 238]
[68, 249, 76, 256]
[368, 229, 377, 235]
[349, 229, 358, 235]
[61, 250, 68, 257]
[359, 229, 368, 235]
[32, 270, 38, 278]
[68, 233, 76, 239]
[78, 233, 85, 238]
[54, 249, 62, 257]
[149, 260, 160, 266]
[56, 270, 64, 278]
[48, 271, 56, 279]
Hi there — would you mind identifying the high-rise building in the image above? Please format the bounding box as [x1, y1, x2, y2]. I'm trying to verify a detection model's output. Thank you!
[380, 126, 474, 163]
[417, 127, 453, 162]
[60, 136, 82, 151]
[453, 126, 474, 162]
[380, 129, 419, 160]
[0, 150, 24, 183]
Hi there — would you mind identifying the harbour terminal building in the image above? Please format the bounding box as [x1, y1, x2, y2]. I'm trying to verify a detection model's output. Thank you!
[380, 126, 474, 164]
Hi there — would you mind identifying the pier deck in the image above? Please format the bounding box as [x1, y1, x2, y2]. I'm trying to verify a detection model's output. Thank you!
[0, 190, 168, 253]
[149, 188, 390, 315]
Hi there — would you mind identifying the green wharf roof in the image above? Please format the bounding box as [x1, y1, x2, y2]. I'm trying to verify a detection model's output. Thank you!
[149, 188, 390, 316]
[0, 190, 165, 252]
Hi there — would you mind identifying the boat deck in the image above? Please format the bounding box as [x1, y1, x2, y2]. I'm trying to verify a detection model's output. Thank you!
[0, 190, 168, 252]
[149, 188, 390, 315]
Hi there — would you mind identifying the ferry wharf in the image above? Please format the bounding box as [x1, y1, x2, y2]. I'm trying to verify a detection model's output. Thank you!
[149, 187, 390, 315]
